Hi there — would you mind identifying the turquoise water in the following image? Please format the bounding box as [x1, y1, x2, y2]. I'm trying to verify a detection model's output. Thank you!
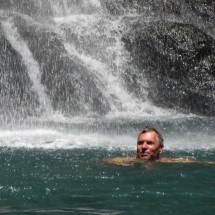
[0, 149, 215, 215]
[0, 116, 215, 215]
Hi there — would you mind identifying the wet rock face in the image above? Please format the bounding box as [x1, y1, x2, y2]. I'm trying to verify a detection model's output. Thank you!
[0, 24, 39, 118]
[104, 0, 215, 19]
[185, 0, 215, 23]
[104, 0, 215, 116]
[122, 21, 215, 116]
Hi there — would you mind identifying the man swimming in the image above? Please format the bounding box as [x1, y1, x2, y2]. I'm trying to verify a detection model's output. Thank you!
[104, 126, 215, 166]
[136, 127, 164, 161]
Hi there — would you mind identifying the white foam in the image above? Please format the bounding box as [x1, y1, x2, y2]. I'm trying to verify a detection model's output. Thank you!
[0, 129, 135, 150]
[0, 124, 214, 151]
[165, 134, 215, 151]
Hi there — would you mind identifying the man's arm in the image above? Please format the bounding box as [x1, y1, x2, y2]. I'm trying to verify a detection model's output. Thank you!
[158, 157, 215, 164]
[103, 157, 136, 166]
[104, 157, 215, 166]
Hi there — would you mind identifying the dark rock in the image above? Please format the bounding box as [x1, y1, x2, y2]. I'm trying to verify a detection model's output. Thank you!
[103, 0, 182, 16]
[122, 20, 215, 116]
[185, 0, 215, 24]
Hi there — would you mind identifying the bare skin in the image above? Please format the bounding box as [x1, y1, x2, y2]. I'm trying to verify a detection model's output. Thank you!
[104, 156, 215, 167]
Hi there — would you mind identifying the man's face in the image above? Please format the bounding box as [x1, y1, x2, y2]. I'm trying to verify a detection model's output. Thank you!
[136, 131, 163, 161]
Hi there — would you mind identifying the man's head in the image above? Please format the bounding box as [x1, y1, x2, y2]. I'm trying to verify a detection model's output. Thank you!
[136, 127, 164, 161]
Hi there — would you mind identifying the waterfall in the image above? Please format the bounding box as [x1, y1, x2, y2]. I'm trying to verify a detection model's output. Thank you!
[60, 20, 150, 114]
[1, 18, 53, 115]
[0, 0, 214, 119]
[49, 0, 103, 16]
[52, 2, 172, 117]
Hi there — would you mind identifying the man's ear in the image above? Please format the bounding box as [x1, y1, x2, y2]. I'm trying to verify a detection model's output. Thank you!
[159, 146, 164, 154]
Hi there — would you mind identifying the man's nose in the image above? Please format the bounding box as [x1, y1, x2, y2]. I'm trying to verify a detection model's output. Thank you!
[141, 141, 148, 148]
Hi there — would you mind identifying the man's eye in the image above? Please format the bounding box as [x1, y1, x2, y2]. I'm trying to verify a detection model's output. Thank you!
[137, 141, 154, 145]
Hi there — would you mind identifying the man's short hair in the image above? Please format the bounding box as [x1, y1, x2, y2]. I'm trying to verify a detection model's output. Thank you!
[139, 127, 164, 147]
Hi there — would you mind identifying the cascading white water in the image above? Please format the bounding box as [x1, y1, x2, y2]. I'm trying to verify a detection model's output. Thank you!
[0, 0, 179, 118]
[52, 1, 176, 117]
[1, 18, 53, 115]
[49, 0, 103, 16]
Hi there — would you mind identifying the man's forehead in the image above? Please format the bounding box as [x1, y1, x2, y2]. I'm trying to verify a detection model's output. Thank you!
[138, 131, 159, 142]
[138, 131, 157, 138]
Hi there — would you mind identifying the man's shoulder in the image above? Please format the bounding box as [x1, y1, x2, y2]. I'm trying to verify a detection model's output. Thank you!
[159, 157, 215, 165]
[103, 157, 194, 166]
[158, 157, 195, 163]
